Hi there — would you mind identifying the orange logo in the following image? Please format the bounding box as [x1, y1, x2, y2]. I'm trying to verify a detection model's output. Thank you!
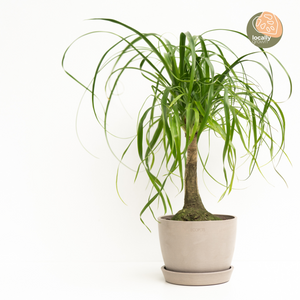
[255, 12, 283, 38]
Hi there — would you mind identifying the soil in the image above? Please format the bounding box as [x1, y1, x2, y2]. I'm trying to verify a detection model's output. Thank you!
[171, 207, 221, 221]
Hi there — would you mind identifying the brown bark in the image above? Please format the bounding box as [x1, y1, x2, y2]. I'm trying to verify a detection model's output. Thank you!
[171, 133, 220, 221]
[183, 133, 205, 210]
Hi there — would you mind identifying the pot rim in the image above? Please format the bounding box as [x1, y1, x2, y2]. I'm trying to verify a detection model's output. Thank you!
[158, 214, 236, 223]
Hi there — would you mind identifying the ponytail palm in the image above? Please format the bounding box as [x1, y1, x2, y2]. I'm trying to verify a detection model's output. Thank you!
[63, 19, 292, 227]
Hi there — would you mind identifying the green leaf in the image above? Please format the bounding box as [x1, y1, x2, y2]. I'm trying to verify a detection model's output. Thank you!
[169, 94, 184, 107]
[137, 107, 152, 161]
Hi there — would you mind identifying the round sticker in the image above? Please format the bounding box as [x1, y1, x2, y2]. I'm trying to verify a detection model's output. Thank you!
[247, 12, 283, 48]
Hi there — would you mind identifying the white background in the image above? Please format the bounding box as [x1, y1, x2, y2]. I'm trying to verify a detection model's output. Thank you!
[1, 0, 299, 299]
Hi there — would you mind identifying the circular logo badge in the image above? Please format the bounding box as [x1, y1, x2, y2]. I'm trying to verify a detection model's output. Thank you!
[247, 12, 283, 48]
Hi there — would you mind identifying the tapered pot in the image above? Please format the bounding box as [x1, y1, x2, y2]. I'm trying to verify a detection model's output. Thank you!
[158, 214, 237, 285]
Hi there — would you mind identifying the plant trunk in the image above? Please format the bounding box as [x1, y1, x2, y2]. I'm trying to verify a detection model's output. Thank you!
[172, 134, 220, 221]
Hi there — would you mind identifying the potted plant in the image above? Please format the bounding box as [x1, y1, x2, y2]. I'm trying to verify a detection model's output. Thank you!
[62, 18, 292, 285]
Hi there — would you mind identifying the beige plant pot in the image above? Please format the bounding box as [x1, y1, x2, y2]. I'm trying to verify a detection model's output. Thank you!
[158, 214, 237, 285]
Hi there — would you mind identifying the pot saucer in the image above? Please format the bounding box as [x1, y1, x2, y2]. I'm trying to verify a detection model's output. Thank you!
[161, 266, 234, 286]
